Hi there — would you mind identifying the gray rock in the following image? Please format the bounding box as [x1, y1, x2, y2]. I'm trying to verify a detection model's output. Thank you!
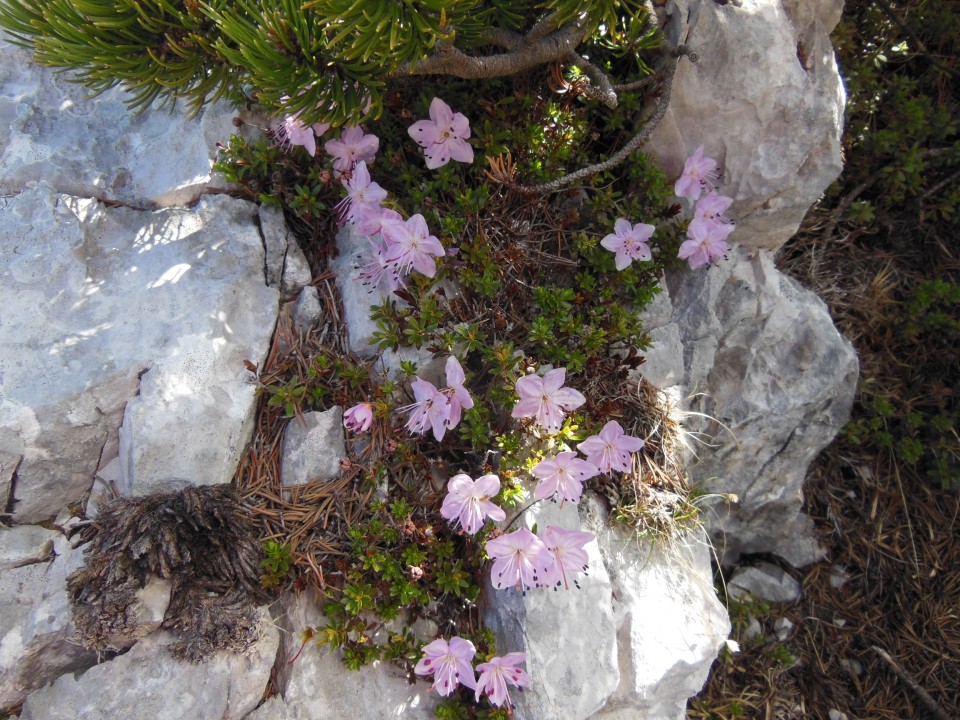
[728, 562, 801, 604]
[0, 37, 242, 208]
[485, 500, 620, 720]
[280, 409, 345, 487]
[259, 205, 291, 290]
[773, 617, 794, 641]
[641, 248, 858, 566]
[270, 589, 436, 720]
[0, 187, 278, 521]
[19, 609, 279, 720]
[484, 496, 729, 720]
[332, 224, 384, 357]
[0, 536, 96, 710]
[0, 525, 57, 571]
[290, 286, 323, 335]
[650, 0, 845, 252]
[584, 499, 730, 720]
[245, 697, 291, 720]
[281, 241, 313, 298]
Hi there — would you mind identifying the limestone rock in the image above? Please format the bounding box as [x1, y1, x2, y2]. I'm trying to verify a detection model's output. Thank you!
[269, 589, 437, 720]
[484, 497, 729, 720]
[729, 563, 801, 604]
[0, 187, 278, 521]
[650, 0, 845, 251]
[259, 205, 291, 290]
[280, 409, 345, 487]
[484, 500, 620, 720]
[0, 536, 96, 711]
[640, 248, 858, 566]
[0, 525, 57, 571]
[332, 224, 383, 357]
[19, 609, 279, 720]
[0, 36, 242, 207]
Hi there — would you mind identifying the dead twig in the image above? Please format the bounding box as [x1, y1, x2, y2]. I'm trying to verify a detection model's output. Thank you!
[870, 645, 953, 720]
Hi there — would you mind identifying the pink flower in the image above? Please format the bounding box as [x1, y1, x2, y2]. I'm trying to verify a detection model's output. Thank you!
[475, 652, 530, 707]
[401, 378, 452, 441]
[511, 368, 586, 433]
[273, 113, 328, 157]
[324, 126, 379, 174]
[408, 97, 474, 169]
[577, 420, 644, 474]
[538, 525, 593, 590]
[356, 206, 405, 238]
[691, 191, 733, 228]
[677, 220, 734, 269]
[382, 213, 445, 279]
[443, 356, 474, 430]
[337, 161, 387, 224]
[674, 145, 719, 201]
[415, 636, 477, 696]
[486, 527, 547, 591]
[532, 451, 599, 504]
[357, 237, 403, 293]
[343, 402, 374, 432]
[600, 218, 654, 270]
[440, 473, 506, 535]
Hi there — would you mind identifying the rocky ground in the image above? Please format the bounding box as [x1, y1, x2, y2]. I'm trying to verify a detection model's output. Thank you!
[0, 0, 865, 717]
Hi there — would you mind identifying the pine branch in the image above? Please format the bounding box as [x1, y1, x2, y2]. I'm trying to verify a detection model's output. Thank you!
[400, 17, 588, 79]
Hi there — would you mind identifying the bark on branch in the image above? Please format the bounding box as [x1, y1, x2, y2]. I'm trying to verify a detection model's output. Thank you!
[401, 19, 587, 79]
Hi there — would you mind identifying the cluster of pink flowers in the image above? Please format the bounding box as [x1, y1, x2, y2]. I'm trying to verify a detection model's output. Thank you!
[415, 637, 529, 707]
[531, 420, 644, 505]
[485, 524, 595, 592]
[400, 356, 474, 442]
[675, 146, 735, 269]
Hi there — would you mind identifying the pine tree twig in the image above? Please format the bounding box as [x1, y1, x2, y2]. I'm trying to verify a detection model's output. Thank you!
[400, 18, 587, 79]
[565, 51, 618, 109]
[870, 645, 952, 720]
[613, 73, 660, 93]
[525, 11, 565, 46]
[510, 48, 684, 195]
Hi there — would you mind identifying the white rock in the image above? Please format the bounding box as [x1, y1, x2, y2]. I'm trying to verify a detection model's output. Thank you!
[245, 696, 291, 720]
[650, 0, 845, 252]
[280, 409, 345, 487]
[0, 37, 243, 208]
[828, 564, 850, 589]
[728, 563, 801, 603]
[332, 225, 384, 357]
[270, 590, 436, 719]
[0, 536, 96, 710]
[744, 617, 763, 641]
[0, 525, 57, 571]
[259, 205, 291, 290]
[281, 242, 313, 297]
[641, 248, 858, 566]
[485, 496, 729, 720]
[584, 498, 730, 720]
[0, 187, 278, 520]
[19, 609, 279, 720]
[773, 617, 794, 641]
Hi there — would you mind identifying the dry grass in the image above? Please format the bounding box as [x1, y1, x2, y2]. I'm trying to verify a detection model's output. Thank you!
[233, 270, 383, 594]
[690, 204, 960, 719]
